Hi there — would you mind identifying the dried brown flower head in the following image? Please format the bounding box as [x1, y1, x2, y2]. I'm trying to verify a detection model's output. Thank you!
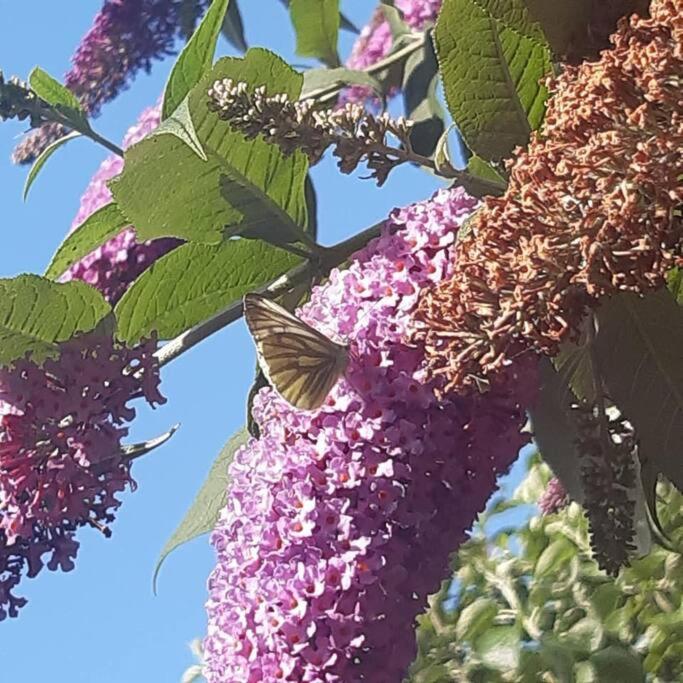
[416, 0, 682, 393]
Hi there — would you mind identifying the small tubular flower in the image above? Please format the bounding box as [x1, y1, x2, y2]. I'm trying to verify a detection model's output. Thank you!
[204, 188, 536, 681]
[343, 0, 442, 104]
[416, 0, 683, 392]
[60, 104, 179, 303]
[0, 333, 165, 619]
[538, 477, 569, 515]
[12, 0, 209, 163]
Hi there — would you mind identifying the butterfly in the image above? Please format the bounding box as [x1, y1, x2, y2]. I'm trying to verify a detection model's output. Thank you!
[243, 293, 349, 411]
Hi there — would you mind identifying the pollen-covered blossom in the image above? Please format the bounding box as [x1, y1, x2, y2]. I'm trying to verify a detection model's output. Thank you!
[0, 333, 165, 619]
[416, 0, 682, 392]
[60, 103, 179, 303]
[343, 0, 442, 103]
[13, 0, 209, 163]
[204, 188, 537, 681]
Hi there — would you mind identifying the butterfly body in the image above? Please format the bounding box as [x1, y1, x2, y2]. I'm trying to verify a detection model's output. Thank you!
[243, 293, 349, 411]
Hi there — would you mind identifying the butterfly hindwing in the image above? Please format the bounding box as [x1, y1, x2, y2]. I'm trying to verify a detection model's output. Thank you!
[243, 293, 349, 410]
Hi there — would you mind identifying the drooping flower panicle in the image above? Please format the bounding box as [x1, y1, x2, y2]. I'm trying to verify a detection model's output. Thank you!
[0, 334, 165, 619]
[207, 80, 415, 185]
[416, 0, 683, 393]
[204, 188, 537, 681]
[12, 0, 209, 163]
[60, 103, 180, 303]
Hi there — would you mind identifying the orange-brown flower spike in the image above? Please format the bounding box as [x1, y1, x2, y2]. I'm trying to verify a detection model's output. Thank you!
[415, 0, 683, 394]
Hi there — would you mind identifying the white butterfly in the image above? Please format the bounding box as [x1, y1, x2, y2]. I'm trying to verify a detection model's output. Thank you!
[243, 293, 349, 411]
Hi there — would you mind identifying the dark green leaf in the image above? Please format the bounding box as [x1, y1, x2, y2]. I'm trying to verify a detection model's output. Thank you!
[402, 36, 444, 157]
[114, 239, 299, 343]
[524, 0, 594, 57]
[435, 0, 552, 160]
[111, 49, 309, 245]
[0, 275, 111, 365]
[539, 636, 576, 682]
[290, 0, 341, 67]
[162, 0, 230, 118]
[44, 203, 129, 280]
[23, 131, 81, 201]
[153, 428, 249, 591]
[154, 97, 207, 160]
[460, 154, 508, 197]
[29, 66, 83, 113]
[221, 0, 247, 52]
[304, 174, 318, 241]
[667, 267, 683, 305]
[590, 646, 644, 683]
[593, 292, 683, 491]
[529, 358, 586, 504]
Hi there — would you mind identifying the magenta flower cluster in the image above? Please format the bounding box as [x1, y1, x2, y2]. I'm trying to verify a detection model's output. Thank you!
[204, 188, 536, 681]
[538, 477, 569, 515]
[13, 0, 209, 163]
[60, 103, 179, 304]
[344, 0, 442, 104]
[0, 334, 165, 620]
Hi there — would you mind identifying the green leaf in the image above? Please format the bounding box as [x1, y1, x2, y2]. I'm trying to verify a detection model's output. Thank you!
[463, 155, 507, 196]
[529, 358, 586, 504]
[153, 428, 249, 592]
[593, 291, 683, 491]
[456, 597, 498, 640]
[524, 0, 594, 57]
[435, 0, 552, 160]
[402, 36, 444, 157]
[560, 616, 605, 655]
[290, 0, 341, 67]
[44, 203, 129, 279]
[301, 67, 382, 99]
[114, 239, 299, 343]
[29, 66, 83, 113]
[474, 625, 521, 671]
[221, 0, 247, 52]
[512, 457, 552, 504]
[539, 636, 576, 683]
[154, 97, 207, 160]
[590, 647, 644, 683]
[0, 275, 111, 365]
[162, 0, 231, 119]
[23, 131, 81, 201]
[111, 49, 309, 246]
[535, 538, 575, 577]
[667, 267, 683, 305]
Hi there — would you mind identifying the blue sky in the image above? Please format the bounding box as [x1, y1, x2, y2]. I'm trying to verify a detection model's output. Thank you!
[0, 3, 530, 681]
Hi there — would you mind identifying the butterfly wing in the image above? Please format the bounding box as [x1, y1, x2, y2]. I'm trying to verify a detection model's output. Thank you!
[243, 293, 349, 411]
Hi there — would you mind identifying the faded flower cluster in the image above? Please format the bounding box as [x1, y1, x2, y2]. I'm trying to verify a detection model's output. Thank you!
[416, 0, 682, 392]
[204, 188, 536, 681]
[60, 104, 179, 303]
[0, 334, 165, 619]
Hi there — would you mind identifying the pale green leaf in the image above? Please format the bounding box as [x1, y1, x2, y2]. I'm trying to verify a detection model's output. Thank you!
[153, 428, 249, 591]
[23, 131, 81, 201]
[162, 0, 231, 118]
[435, 0, 552, 160]
[111, 49, 309, 245]
[44, 203, 129, 280]
[290, 0, 341, 67]
[29, 66, 83, 113]
[0, 275, 111, 365]
[456, 597, 498, 640]
[114, 239, 299, 343]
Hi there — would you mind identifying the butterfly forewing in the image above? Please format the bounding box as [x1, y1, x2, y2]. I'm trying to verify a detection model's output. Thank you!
[243, 294, 349, 410]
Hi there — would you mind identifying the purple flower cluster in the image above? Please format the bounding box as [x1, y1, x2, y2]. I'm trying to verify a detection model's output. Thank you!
[538, 477, 569, 515]
[0, 333, 165, 619]
[13, 0, 209, 163]
[60, 103, 179, 304]
[343, 0, 442, 104]
[204, 188, 536, 681]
